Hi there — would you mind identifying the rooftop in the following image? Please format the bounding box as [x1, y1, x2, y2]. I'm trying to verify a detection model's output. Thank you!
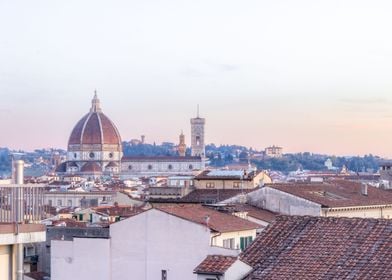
[194, 255, 237, 275]
[195, 169, 259, 180]
[235, 204, 277, 223]
[268, 180, 392, 207]
[154, 204, 259, 233]
[181, 188, 256, 204]
[93, 205, 145, 218]
[148, 188, 256, 204]
[241, 215, 392, 279]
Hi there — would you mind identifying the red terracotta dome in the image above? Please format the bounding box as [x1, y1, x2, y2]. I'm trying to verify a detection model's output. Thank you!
[81, 162, 102, 173]
[68, 94, 122, 146]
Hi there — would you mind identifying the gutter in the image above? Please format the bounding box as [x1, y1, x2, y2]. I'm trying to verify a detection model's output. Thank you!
[210, 231, 221, 246]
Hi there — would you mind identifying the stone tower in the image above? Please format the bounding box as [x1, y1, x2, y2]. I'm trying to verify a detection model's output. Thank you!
[190, 106, 205, 157]
[178, 131, 186, 157]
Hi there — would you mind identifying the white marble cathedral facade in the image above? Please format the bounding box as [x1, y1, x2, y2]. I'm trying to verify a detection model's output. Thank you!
[57, 94, 206, 178]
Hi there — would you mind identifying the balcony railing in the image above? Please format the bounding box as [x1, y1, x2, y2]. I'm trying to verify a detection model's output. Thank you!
[0, 184, 45, 223]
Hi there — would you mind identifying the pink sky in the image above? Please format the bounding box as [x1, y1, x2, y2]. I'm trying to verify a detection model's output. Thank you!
[1, 1, 392, 157]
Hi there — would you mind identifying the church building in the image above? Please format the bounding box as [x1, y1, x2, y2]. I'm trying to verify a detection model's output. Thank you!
[57, 94, 205, 178]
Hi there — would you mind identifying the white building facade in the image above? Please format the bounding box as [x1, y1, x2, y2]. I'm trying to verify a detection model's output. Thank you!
[51, 209, 237, 280]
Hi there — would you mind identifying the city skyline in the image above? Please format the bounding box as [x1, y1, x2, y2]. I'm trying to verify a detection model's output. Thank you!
[1, 1, 392, 156]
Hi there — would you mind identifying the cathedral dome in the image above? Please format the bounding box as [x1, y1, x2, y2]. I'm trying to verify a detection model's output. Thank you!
[68, 93, 122, 148]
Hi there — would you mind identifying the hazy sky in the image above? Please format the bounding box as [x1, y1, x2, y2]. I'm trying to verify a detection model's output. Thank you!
[1, 1, 392, 156]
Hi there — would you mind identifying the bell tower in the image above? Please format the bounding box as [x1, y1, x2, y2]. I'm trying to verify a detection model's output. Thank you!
[190, 105, 206, 157]
[178, 131, 186, 157]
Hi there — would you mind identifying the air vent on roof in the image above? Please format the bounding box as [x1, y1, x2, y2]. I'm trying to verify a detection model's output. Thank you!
[361, 183, 368, 196]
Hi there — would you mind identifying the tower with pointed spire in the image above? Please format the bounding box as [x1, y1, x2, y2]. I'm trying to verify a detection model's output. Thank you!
[178, 131, 186, 157]
[190, 105, 206, 157]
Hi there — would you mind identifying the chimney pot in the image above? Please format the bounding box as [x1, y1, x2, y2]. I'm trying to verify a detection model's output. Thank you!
[361, 183, 368, 196]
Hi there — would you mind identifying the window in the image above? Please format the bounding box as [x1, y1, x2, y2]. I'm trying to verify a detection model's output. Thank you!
[89, 152, 95, 159]
[48, 200, 52, 206]
[233, 182, 241, 188]
[25, 246, 35, 257]
[57, 200, 62, 207]
[223, 238, 235, 249]
[128, 165, 132, 170]
[240, 236, 253, 251]
[73, 153, 77, 159]
[206, 182, 215, 188]
[148, 164, 153, 170]
[161, 270, 167, 280]
[196, 136, 200, 146]
[189, 164, 193, 170]
[168, 164, 173, 170]
[67, 200, 72, 207]
[109, 152, 113, 158]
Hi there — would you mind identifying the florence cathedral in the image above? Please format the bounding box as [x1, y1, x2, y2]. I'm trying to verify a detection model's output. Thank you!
[56, 94, 205, 178]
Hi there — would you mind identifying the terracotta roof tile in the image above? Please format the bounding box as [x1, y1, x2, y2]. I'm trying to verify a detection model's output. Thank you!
[268, 180, 392, 207]
[154, 203, 259, 233]
[52, 218, 87, 228]
[81, 162, 101, 173]
[241, 216, 392, 279]
[82, 113, 102, 144]
[93, 205, 145, 218]
[194, 255, 237, 275]
[68, 112, 121, 146]
[68, 113, 89, 145]
[182, 189, 255, 203]
[235, 204, 277, 223]
[195, 170, 260, 181]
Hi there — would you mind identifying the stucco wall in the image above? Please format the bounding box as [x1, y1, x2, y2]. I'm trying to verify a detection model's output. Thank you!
[52, 209, 237, 280]
[51, 238, 111, 280]
[324, 206, 392, 219]
[212, 230, 256, 251]
[247, 187, 321, 216]
[0, 245, 11, 280]
[195, 179, 255, 190]
[36, 226, 110, 274]
[110, 209, 237, 280]
[0, 231, 45, 246]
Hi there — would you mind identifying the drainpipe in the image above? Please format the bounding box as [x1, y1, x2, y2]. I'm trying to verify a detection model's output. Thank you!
[210, 232, 221, 247]
[14, 160, 24, 280]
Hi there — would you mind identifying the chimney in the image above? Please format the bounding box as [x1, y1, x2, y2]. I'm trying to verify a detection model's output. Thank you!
[15, 160, 24, 185]
[204, 215, 210, 227]
[361, 183, 368, 196]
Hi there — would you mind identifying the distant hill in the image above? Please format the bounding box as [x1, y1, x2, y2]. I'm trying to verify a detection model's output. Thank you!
[0, 143, 382, 175]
